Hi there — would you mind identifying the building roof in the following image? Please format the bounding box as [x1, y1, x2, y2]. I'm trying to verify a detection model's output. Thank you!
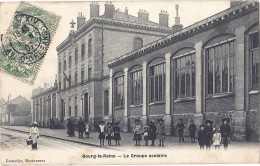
[0, 98, 6, 107]
[108, 1, 258, 68]
[57, 10, 172, 52]
[3, 95, 30, 106]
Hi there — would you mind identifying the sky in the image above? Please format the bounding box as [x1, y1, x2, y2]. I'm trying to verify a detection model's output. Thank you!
[0, 0, 230, 102]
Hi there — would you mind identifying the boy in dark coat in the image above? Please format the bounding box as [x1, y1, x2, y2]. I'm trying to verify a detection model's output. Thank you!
[198, 125, 206, 150]
[78, 118, 85, 138]
[188, 120, 196, 143]
[220, 118, 232, 150]
[205, 120, 213, 150]
[176, 119, 185, 142]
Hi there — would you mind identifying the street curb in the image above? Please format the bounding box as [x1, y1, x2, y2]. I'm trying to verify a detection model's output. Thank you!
[1, 127, 116, 149]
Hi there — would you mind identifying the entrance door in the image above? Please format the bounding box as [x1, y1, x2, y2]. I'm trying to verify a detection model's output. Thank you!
[60, 99, 65, 123]
[84, 93, 89, 123]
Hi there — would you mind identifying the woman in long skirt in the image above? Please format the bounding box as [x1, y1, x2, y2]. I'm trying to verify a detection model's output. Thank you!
[29, 121, 40, 150]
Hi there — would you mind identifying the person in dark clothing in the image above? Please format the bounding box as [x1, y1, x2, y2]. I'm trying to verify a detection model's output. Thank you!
[113, 122, 121, 146]
[188, 120, 196, 143]
[176, 119, 185, 142]
[67, 118, 74, 137]
[198, 125, 206, 150]
[205, 120, 213, 150]
[106, 122, 113, 146]
[78, 118, 85, 138]
[220, 118, 232, 150]
[148, 121, 157, 146]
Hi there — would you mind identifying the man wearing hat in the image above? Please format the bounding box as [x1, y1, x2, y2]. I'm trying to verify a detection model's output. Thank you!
[78, 118, 85, 138]
[156, 119, 165, 146]
[188, 120, 196, 143]
[176, 119, 185, 142]
[29, 121, 40, 150]
[220, 118, 231, 150]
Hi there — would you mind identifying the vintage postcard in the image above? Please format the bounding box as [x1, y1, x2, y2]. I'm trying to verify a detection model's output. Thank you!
[0, 0, 259, 165]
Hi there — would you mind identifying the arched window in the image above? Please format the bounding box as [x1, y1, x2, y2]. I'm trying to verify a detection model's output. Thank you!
[149, 58, 165, 103]
[173, 49, 195, 99]
[129, 65, 143, 105]
[113, 72, 124, 108]
[133, 38, 143, 50]
[205, 35, 235, 95]
[249, 31, 259, 90]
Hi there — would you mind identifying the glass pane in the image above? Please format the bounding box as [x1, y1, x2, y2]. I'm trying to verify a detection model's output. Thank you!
[175, 71, 179, 98]
[215, 59, 221, 93]
[222, 58, 228, 93]
[181, 69, 185, 98]
[207, 61, 213, 94]
[186, 69, 191, 97]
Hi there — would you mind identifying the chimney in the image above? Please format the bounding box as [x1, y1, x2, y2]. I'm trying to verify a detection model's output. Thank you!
[90, 2, 99, 18]
[125, 7, 128, 15]
[172, 4, 183, 33]
[138, 9, 149, 21]
[104, 2, 115, 19]
[77, 12, 86, 30]
[159, 10, 169, 27]
[230, 0, 244, 7]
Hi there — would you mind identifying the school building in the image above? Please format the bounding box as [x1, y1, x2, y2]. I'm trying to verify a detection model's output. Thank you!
[107, 1, 259, 141]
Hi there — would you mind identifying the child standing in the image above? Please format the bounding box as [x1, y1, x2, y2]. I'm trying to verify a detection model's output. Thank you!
[106, 122, 113, 146]
[143, 126, 149, 146]
[98, 121, 106, 146]
[133, 119, 142, 146]
[188, 120, 196, 143]
[156, 119, 165, 146]
[113, 122, 121, 146]
[198, 125, 206, 150]
[212, 128, 221, 150]
[85, 123, 90, 138]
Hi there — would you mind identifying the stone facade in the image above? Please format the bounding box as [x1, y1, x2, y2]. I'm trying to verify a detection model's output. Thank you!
[108, 1, 259, 141]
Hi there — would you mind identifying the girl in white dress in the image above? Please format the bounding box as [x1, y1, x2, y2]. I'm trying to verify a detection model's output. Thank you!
[29, 121, 40, 150]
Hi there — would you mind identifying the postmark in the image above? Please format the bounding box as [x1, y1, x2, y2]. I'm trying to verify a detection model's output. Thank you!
[0, 2, 60, 84]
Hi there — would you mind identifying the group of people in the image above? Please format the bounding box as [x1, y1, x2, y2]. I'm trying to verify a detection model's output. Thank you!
[132, 118, 166, 146]
[28, 117, 231, 150]
[97, 121, 121, 146]
[67, 118, 90, 138]
[197, 118, 232, 150]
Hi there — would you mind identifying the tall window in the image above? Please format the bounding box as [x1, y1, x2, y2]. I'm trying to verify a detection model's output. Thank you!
[173, 52, 195, 99]
[130, 70, 143, 105]
[88, 38, 92, 57]
[81, 68, 84, 83]
[69, 106, 71, 116]
[104, 90, 109, 115]
[75, 48, 78, 65]
[206, 40, 235, 95]
[133, 38, 143, 50]
[63, 77, 66, 89]
[114, 75, 124, 107]
[58, 61, 61, 73]
[150, 62, 165, 102]
[81, 43, 85, 61]
[63, 60, 66, 70]
[75, 96, 78, 116]
[88, 67, 92, 80]
[69, 74, 71, 87]
[75, 71, 78, 85]
[250, 32, 259, 90]
[69, 56, 71, 68]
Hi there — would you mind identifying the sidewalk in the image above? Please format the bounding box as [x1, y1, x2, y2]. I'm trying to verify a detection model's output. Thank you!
[1, 125, 191, 147]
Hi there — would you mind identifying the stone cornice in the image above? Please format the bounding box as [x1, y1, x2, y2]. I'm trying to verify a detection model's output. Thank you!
[108, 1, 259, 68]
[56, 17, 172, 53]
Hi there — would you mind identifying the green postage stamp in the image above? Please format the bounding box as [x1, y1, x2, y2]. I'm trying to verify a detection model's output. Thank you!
[0, 2, 60, 84]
